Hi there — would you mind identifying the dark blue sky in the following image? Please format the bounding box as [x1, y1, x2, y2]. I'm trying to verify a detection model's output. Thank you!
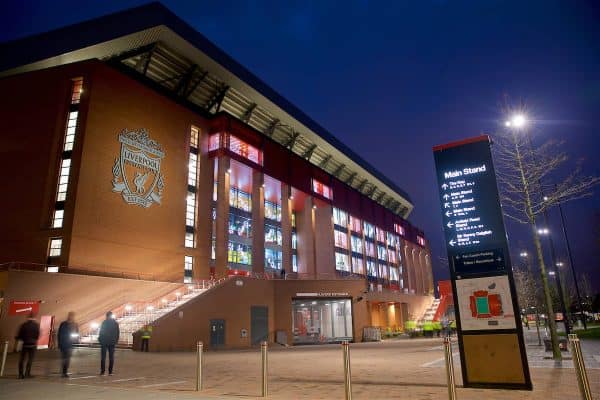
[2, 1, 599, 291]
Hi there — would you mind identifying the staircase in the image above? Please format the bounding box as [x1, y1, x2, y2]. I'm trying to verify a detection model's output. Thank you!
[420, 298, 441, 324]
[77, 278, 227, 347]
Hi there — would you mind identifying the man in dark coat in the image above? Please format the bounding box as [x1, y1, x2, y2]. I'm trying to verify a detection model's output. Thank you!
[98, 311, 120, 375]
[58, 311, 78, 377]
[16, 313, 40, 379]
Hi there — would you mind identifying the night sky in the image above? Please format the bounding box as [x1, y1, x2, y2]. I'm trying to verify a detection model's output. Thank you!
[2, 1, 599, 291]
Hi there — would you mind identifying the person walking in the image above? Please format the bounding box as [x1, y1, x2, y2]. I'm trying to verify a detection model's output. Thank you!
[58, 312, 78, 377]
[16, 313, 40, 379]
[98, 311, 120, 375]
[140, 324, 152, 352]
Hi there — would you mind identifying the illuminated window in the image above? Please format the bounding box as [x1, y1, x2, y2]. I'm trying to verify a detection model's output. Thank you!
[291, 212, 296, 228]
[228, 241, 252, 265]
[335, 252, 350, 272]
[71, 77, 83, 104]
[213, 182, 218, 202]
[265, 224, 282, 245]
[365, 241, 375, 257]
[394, 223, 405, 237]
[366, 260, 376, 278]
[229, 214, 252, 238]
[387, 248, 397, 264]
[292, 232, 298, 249]
[52, 209, 64, 228]
[379, 264, 388, 280]
[190, 126, 199, 149]
[230, 187, 252, 212]
[311, 179, 332, 200]
[351, 235, 363, 253]
[188, 153, 198, 186]
[352, 255, 364, 275]
[48, 238, 62, 257]
[47, 266, 59, 273]
[390, 267, 399, 282]
[334, 229, 348, 249]
[56, 154, 71, 202]
[387, 233, 399, 248]
[292, 254, 298, 272]
[349, 216, 362, 233]
[364, 222, 375, 239]
[376, 227, 386, 243]
[211, 238, 216, 260]
[265, 248, 282, 270]
[185, 232, 195, 248]
[63, 111, 78, 152]
[208, 134, 221, 151]
[186, 192, 196, 227]
[265, 200, 281, 221]
[229, 135, 262, 165]
[377, 245, 387, 261]
[184, 255, 193, 283]
[333, 208, 348, 226]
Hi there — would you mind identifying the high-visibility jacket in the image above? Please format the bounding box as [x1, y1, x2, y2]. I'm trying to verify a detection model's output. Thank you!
[450, 320, 457, 329]
[432, 321, 442, 331]
[141, 325, 153, 339]
[405, 320, 417, 330]
[422, 321, 434, 331]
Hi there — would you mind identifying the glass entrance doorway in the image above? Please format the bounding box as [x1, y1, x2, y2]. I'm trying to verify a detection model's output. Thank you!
[292, 298, 353, 344]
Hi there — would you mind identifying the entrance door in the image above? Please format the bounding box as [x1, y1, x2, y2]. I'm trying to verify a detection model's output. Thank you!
[251, 306, 268, 345]
[210, 319, 225, 348]
[37, 315, 54, 349]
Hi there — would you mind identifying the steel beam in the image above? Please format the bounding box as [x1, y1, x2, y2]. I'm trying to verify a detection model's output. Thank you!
[333, 164, 346, 178]
[345, 172, 357, 186]
[302, 144, 317, 160]
[357, 179, 368, 192]
[264, 119, 280, 137]
[206, 85, 230, 113]
[241, 103, 257, 123]
[174, 64, 198, 97]
[285, 131, 300, 149]
[319, 154, 332, 169]
[184, 70, 208, 98]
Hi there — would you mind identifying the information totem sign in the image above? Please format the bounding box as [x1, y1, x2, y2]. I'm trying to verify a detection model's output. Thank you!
[433, 135, 532, 390]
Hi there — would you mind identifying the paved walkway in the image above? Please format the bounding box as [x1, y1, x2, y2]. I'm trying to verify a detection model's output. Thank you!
[0, 335, 598, 399]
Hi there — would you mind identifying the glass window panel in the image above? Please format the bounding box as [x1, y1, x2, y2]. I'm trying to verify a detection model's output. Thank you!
[228, 241, 252, 265]
[48, 238, 62, 257]
[229, 214, 252, 238]
[208, 133, 221, 151]
[351, 235, 363, 253]
[311, 179, 332, 200]
[265, 248, 282, 270]
[229, 135, 261, 165]
[334, 229, 348, 249]
[292, 299, 353, 344]
[390, 267, 399, 282]
[366, 260, 377, 278]
[292, 254, 298, 272]
[186, 192, 196, 226]
[335, 252, 350, 272]
[185, 232, 195, 248]
[378, 245, 387, 261]
[292, 232, 297, 249]
[52, 209, 64, 228]
[352, 255, 364, 275]
[364, 222, 375, 239]
[188, 153, 198, 187]
[190, 126, 199, 149]
[349, 216, 362, 233]
[265, 224, 282, 245]
[265, 200, 281, 221]
[333, 208, 347, 226]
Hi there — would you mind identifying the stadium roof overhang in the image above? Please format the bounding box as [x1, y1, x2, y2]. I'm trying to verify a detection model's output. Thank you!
[0, 2, 414, 218]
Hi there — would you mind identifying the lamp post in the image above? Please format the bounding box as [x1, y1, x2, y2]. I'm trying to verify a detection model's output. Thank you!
[538, 228, 571, 335]
[505, 114, 562, 358]
[556, 199, 587, 330]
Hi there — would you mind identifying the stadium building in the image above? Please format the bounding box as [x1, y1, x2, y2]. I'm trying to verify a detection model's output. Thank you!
[0, 3, 434, 350]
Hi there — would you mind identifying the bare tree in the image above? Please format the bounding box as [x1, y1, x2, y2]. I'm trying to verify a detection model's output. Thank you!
[492, 122, 599, 359]
[513, 266, 543, 345]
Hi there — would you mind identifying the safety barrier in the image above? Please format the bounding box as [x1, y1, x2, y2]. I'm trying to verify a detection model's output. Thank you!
[196, 342, 203, 391]
[342, 341, 352, 400]
[568, 334, 592, 400]
[261, 341, 268, 397]
[443, 337, 457, 400]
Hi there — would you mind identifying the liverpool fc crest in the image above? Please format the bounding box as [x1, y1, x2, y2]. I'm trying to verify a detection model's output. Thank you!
[112, 128, 165, 208]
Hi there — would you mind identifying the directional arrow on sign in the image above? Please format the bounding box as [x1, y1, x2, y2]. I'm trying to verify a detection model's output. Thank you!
[444, 202, 450, 208]
[441, 183, 448, 190]
[15, 307, 33, 313]
[445, 210, 452, 217]
[447, 222, 454, 228]
[449, 239, 456, 247]
[443, 194, 449, 200]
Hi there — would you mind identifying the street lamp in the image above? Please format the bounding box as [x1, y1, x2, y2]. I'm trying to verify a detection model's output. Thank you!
[537, 228, 550, 235]
[505, 114, 527, 129]
[520, 251, 528, 258]
[548, 271, 556, 277]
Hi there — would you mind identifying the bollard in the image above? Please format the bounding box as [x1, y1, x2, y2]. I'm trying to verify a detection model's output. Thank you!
[196, 342, 203, 391]
[0, 340, 8, 377]
[568, 334, 592, 400]
[443, 337, 457, 400]
[342, 341, 352, 400]
[261, 341, 268, 397]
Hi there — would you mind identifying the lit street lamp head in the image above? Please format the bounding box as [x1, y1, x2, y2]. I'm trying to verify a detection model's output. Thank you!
[505, 114, 527, 129]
